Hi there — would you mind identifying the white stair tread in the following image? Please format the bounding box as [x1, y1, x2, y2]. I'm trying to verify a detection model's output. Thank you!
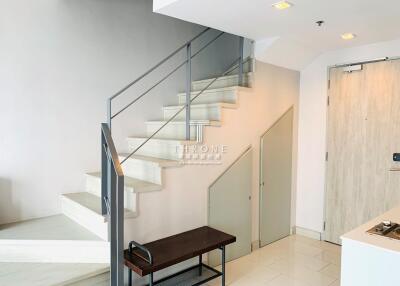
[62, 192, 137, 218]
[119, 153, 181, 167]
[177, 86, 250, 96]
[127, 137, 196, 144]
[0, 215, 102, 241]
[145, 119, 221, 126]
[87, 172, 162, 193]
[163, 102, 237, 110]
[0, 262, 108, 286]
[192, 72, 252, 84]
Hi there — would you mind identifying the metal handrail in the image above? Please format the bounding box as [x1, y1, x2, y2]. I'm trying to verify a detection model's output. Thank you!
[120, 56, 247, 164]
[102, 27, 247, 286]
[109, 27, 210, 101]
[101, 124, 123, 177]
[101, 123, 124, 286]
[110, 30, 225, 121]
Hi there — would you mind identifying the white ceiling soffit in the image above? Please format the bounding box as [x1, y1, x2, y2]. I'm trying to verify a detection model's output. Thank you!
[153, 0, 400, 70]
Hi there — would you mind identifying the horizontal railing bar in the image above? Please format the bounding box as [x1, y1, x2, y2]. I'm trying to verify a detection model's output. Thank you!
[191, 31, 225, 59]
[101, 123, 124, 177]
[120, 104, 186, 165]
[190, 58, 241, 104]
[111, 60, 186, 119]
[187, 56, 250, 108]
[120, 57, 245, 164]
[109, 28, 210, 101]
[111, 31, 226, 120]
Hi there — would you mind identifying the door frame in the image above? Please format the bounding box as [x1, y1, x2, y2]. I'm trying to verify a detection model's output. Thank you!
[259, 106, 295, 246]
[322, 56, 400, 241]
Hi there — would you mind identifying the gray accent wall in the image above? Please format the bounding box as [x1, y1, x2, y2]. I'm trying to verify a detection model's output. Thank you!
[0, 0, 240, 223]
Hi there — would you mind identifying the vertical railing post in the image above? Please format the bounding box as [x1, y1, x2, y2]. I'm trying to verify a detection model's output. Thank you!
[109, 165, 117, 286]
[186, 43, 192, 140]
[106, 100, 113, 281]
[101, 130, 107, 216]
[107, 98, 112, 132]
[116, 174, 124, 286]
[101, 124, 124, 286]
[109, 171, 124, 286]
[238, 36, 244, 87]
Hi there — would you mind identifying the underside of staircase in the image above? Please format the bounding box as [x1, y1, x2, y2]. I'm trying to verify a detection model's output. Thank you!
[0, 70, 252, 285]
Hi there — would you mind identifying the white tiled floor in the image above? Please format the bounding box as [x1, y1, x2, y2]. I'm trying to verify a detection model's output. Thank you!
[207, 235, 341, 286]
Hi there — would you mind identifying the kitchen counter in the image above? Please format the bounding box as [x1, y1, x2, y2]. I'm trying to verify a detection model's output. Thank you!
[341, 205, 400, 285]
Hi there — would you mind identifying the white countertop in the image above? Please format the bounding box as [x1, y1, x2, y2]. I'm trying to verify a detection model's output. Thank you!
[341, 205, 400, 254]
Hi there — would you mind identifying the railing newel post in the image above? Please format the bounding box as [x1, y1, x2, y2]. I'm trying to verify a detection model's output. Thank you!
[238, 36, 244, 87]
[186, 43, 192, 141]
[107, 98, 112, 132]
[101, 130, 108, 217]
[116, 173, 124, 285]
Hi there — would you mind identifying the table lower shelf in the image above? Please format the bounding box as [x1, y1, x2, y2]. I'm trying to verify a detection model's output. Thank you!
[147, 264, 221, 286]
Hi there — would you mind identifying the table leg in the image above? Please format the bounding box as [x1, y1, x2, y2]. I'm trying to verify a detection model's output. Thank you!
[221, 246, 225, 286]
[128, 269, 132, 286]
[149, 273, 154, 286]
[199, 254, 203, 276]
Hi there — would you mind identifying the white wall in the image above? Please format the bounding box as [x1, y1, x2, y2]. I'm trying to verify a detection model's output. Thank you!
[0, 0, 239, 224]
[297, 38, 400, 233]
[125, 60, 299, 248]
[123, 62, 299, 286]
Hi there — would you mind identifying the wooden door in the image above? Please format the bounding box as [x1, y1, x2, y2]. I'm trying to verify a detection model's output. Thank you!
[260, 108, 293, 246]
[325, 59, 400, 244]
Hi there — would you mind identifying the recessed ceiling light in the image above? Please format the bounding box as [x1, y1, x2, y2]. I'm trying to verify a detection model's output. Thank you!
[272, 1, 293, 10]
[341, 33, 356, 40]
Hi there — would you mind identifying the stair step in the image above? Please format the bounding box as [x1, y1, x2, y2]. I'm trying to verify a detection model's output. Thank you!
[145, 120, 221, 140]
[61, 192, 137, 240]
[177, 86, 249, 105]
[118, 154, 180, 184]
[191, 73, 252, 91]
[163, 102, 237, 121]
[122, 154, 181, 167]
[85, 173, 139, 212]
[126, 137, 197, 160]
[0, 262, 109, 286]
[86, 172, 162, 197]
[0, 215, 109, 263]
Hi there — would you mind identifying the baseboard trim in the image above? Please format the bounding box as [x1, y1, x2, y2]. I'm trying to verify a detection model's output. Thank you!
[251, 240, 260, 251]
[293, 226, 322, 241]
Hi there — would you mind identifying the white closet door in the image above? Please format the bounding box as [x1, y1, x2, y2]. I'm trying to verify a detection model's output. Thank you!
[260, 108, 293, 246]
[208, 148, 252, 266]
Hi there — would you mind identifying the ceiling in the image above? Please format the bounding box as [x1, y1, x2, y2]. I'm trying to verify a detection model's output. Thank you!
[153, 0, 400, 70]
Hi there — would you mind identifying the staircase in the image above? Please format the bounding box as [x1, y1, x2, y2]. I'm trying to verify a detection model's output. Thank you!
[0, 27, 252, 285]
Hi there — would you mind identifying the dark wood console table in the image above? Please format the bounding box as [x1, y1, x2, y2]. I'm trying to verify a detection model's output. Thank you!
[124, 226, 236, 286]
